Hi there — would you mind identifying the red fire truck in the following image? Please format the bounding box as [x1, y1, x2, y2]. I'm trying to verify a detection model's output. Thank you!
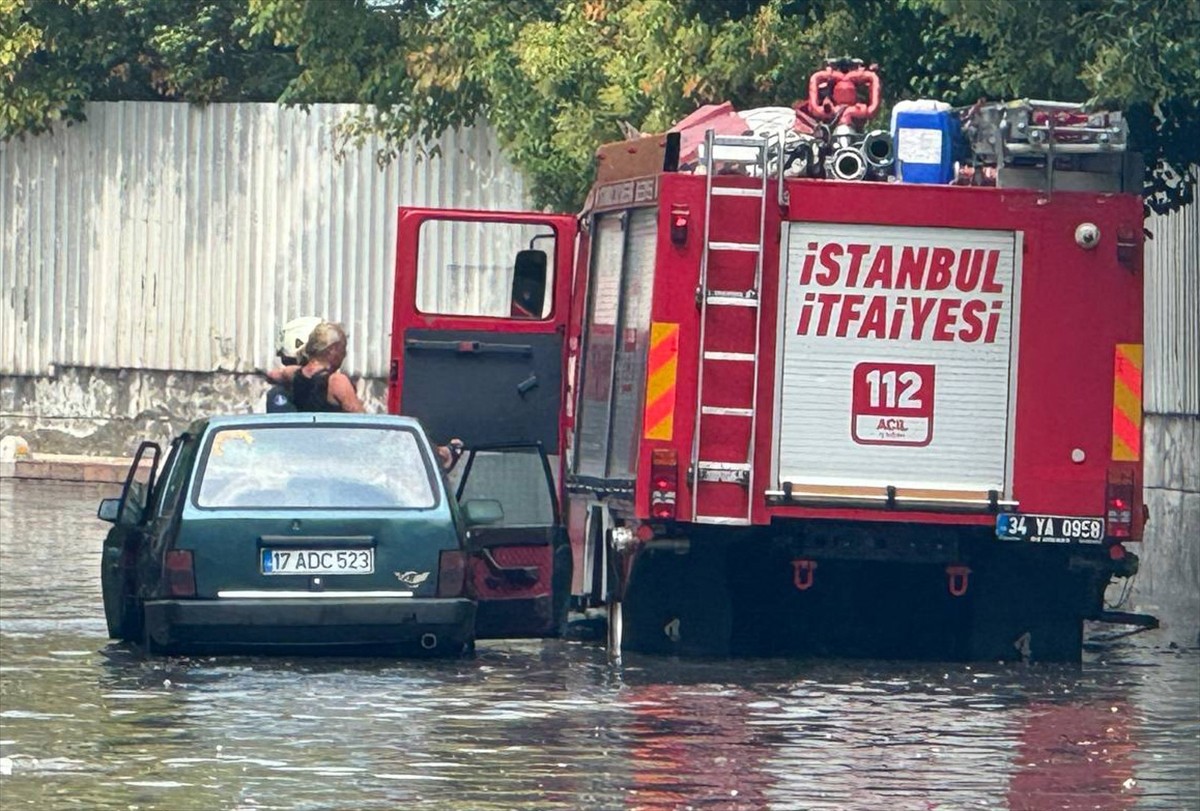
[388, 67, 1151, 662]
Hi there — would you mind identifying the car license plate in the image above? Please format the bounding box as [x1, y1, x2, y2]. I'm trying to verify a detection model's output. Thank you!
[995, 514, 1105, 544]
[261, 548, 374, 575]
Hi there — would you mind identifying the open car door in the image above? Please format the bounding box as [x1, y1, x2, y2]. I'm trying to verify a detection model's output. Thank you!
[389, 208, 577, 461]
[455, 443, 571, 638]
[98, 440, 161, 641]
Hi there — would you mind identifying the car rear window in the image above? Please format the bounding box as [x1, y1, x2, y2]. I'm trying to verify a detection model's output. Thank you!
[195, 425, 437, 509]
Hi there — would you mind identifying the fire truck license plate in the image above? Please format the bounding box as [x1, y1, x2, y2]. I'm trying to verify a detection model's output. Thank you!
[995, 514, 1105, 544]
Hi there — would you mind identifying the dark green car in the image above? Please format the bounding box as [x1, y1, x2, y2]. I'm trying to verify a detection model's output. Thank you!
[98, 413, 476, 656]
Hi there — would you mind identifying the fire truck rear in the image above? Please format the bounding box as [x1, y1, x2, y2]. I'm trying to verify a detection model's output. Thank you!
[389, 61, 1152, 662]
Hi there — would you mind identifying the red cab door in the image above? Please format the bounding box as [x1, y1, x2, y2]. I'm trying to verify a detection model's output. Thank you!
[389, 208, 576, 457]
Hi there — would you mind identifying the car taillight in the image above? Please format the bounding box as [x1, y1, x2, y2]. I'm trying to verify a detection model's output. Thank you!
[650, 448, 678, 520]
[437, 550, 466, 598]
[165, 550, 196, 597]
[1106, 477, 1135, 539]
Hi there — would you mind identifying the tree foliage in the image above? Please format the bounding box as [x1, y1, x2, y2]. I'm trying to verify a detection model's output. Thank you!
[268, 0, 989, 210]
[0, 0, 297, 136]
[3, 0, 1196, 212]
[934, 0, 1200, 211]
[252, 0, 1200, 212]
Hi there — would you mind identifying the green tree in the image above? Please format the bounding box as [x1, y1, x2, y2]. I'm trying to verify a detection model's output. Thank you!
[1, 0, 297, 136]
[264, 0, 985, 211]
[259, 0, 1196, 212]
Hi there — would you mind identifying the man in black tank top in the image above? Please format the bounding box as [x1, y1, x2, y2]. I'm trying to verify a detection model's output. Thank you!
[266, 322, 364, 413]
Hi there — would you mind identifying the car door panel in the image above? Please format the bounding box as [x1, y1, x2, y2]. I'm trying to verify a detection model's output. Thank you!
[99, 441, 160, 640]
[457, 443, 570, 638]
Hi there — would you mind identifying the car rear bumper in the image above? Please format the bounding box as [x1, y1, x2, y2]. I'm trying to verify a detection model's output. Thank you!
[144, 596, 475, 654]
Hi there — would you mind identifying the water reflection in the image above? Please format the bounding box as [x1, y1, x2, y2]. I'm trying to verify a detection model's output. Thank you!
[1, 480, 1197, 810]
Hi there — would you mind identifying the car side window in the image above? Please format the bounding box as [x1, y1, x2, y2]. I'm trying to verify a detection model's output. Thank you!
[458, 448, 555, 528]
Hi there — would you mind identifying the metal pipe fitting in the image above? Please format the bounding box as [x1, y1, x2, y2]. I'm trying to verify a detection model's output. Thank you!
[861, 129, 894, 169]
[830, 147, 867, 181]
[832, 124, 858, 150]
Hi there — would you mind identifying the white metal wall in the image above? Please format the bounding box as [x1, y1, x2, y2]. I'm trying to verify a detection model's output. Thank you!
[0, 102, 529, 378]
[1145, 191, 1200, 417]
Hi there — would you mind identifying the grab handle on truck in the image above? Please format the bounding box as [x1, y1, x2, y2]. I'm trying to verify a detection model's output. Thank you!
[405, 338, 533, 356]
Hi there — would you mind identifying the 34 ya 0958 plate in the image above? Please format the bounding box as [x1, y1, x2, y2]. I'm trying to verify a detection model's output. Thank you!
[995, 514, 1105, 544]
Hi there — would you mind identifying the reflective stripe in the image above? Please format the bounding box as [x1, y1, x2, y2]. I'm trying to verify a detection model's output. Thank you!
[644, 322, 680, 440]
[703, 351, 755, 362]
[1112, 344, 1143, 461]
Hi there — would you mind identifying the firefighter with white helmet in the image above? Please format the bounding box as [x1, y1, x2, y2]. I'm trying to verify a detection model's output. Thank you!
[265, 315, 323, 412]
[277, 316, 323, 364]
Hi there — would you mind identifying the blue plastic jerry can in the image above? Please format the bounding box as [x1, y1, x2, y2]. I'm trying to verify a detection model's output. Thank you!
[892, 102, 958, 184]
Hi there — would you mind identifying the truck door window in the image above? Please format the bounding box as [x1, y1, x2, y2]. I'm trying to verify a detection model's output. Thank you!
[574, 208, 658, 480]
[607, 208, 656, 478]
[416, 219, 556, 319]
[575, 213, 624, 478]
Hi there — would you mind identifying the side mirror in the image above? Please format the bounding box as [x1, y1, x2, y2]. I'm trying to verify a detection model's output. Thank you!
[510, 249, 547, 319]
[97, 498, 121, 523]
[461, 498, 504, 527]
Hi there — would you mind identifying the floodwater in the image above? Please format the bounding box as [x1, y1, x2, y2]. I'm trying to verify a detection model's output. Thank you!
[1, 480, 1197, 811]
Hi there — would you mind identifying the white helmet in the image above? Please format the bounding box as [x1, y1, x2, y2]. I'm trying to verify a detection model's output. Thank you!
[275, 316, 322, 364]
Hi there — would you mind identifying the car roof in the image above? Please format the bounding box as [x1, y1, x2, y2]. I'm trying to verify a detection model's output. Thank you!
[199, 413, 427, 431]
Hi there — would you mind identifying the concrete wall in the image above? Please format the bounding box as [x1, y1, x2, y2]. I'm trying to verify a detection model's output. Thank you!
[1133, 416, 1200, 634]
[1129, 192, 1200, 636]
[0, 367, 389, 457]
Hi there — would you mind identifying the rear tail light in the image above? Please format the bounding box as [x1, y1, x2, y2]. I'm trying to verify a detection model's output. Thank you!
[165, 550, 196, 597]
[650, 448, 678, 520]
[437, 549, 466, 598]
[1106, 476, 1135, 539]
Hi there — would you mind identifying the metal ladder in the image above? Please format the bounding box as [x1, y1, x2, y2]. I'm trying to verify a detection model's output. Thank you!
[689, 129, 772, 525]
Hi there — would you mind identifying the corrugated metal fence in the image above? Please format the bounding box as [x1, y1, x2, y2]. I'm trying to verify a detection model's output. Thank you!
[0, 102, 529, 379]
[1145, 191, 1200, 417]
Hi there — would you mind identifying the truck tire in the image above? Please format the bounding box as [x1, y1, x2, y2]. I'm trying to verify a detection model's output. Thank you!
[622, 544, 732, 656]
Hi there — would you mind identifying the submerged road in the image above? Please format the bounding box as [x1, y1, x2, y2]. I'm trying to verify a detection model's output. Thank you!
[1, 479, 1197, 810]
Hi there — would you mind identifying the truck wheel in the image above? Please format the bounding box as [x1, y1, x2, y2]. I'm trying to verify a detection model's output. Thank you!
[968, 613, 1084, 663]
[622, 545, 732, 656]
